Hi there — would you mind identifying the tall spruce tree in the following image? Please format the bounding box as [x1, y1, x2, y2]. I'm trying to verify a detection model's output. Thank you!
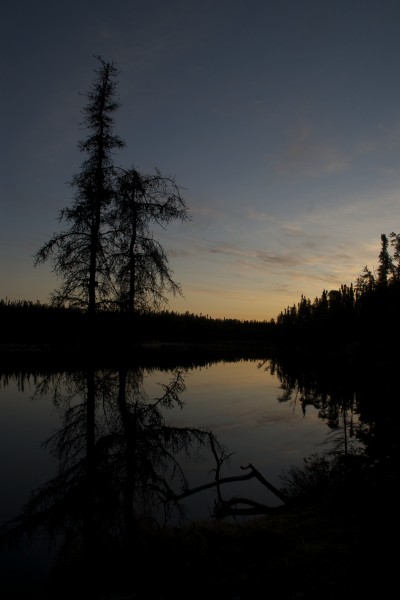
[34, 57, 125, 313]
[35, 57, 189, 321]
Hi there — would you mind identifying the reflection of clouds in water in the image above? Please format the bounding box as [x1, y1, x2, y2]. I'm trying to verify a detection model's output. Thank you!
[255, 405, 325, 427]
[211, 412, 300, 434]
[141, 361, 334, 484]
[254, 412, 305, 427]
[211, 402, 323, 434]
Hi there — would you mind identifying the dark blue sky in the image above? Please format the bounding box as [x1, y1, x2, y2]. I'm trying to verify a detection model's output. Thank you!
[3, 0, 400, 319]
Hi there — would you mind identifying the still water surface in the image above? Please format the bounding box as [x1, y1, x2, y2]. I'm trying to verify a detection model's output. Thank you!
[152, 360, 332, 518]
[0, 357, 348, 595]
[0, 359, 333, 527]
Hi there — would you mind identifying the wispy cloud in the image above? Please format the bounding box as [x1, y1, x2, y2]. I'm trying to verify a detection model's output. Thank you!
[255, 251, 304, 268]
[273, 121, 351, 178]
[246, 208, 275, 222]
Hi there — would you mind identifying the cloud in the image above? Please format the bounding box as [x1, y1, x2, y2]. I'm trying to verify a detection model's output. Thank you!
[209, 243, 251, 258]
[279, 222, 328, 245]
[272, 116, 400, 182]
[273, 120, 351, 178]
[246, 208, 275, 222]
[255, 251, 304, 268]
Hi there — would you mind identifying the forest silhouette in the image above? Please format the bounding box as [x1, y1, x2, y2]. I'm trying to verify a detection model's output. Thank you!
[1, 229, 400, 360]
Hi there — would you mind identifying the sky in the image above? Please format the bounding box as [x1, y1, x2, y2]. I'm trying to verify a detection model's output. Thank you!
[3, 0, 400, 321]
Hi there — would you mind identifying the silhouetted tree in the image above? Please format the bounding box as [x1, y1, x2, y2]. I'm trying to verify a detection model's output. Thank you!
[389, 231, 400, 281]
[355, 265, 375, 296]
[34, 57, 124, 313]
[377, 233, 393, 286]
[34, 58, 189, 321]
[108, 167, 190, 312]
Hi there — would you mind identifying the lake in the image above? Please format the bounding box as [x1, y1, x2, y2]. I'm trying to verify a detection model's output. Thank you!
[0, 354, 360, 595]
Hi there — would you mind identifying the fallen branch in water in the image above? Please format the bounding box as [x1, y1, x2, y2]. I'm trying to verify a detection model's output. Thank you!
[240, 463, 289, 504]
[213, 497, 278, 517]
[171, 461, 291, 519]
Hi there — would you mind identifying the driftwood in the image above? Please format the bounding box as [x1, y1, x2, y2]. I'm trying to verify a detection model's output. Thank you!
[173, 461, 290, 519]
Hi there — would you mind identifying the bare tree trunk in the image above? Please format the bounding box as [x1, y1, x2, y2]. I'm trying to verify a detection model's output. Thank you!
[83, 368, 97, 571]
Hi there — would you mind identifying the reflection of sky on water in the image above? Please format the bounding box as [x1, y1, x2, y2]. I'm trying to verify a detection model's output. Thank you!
[0, 379, 59, 525]
[0, 361, 338, 526]
[144, 360, 334, 519]
[0, 360, 361, 587]
[0, 379, 61, 590]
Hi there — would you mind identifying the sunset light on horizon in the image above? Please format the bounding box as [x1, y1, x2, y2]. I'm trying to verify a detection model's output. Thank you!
[3, 0, 400, 321]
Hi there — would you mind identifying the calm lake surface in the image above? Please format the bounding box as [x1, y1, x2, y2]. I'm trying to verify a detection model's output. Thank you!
[1, 359, 336, 524]
[0, 356, 354, 594]
[151, 360, 334, 518]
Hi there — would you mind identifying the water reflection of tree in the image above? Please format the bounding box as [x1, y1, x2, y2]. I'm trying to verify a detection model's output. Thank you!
[1, 366, 228, 592]
[265, 354, 399, 502]
[267, 357, 364, 457]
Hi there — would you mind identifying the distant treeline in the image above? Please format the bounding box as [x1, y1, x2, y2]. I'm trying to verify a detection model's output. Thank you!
[274, 232, 400, 359]
[2, 233, 400, 357]
[0, 298, 274, 348]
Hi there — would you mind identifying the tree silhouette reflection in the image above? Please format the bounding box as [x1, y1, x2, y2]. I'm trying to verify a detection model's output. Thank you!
[1, 354, 398, 598]
[265, 354, 399, 509]
[1, 366, 225, 595]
